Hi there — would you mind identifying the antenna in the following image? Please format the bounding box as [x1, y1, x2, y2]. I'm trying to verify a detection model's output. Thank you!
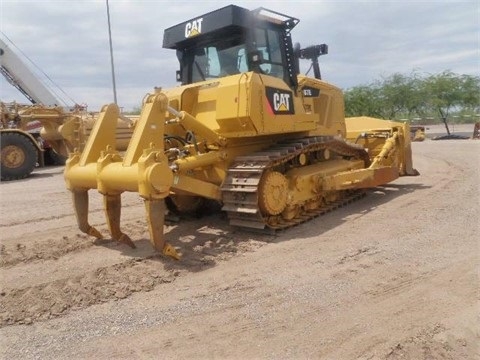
[106, 0, 117, 104]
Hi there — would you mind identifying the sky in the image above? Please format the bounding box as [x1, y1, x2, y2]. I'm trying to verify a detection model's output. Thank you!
[1, 0, 479, 111]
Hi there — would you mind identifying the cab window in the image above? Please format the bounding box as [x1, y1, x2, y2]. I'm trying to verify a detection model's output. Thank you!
[253, 28, 284, 79]
[191, 42, 248, 82]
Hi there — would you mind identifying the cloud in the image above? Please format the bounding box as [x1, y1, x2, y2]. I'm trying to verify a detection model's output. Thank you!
[1, 0, 478, 111]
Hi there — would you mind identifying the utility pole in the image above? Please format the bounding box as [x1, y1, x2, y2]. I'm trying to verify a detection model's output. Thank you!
[106, 0, 117, 104]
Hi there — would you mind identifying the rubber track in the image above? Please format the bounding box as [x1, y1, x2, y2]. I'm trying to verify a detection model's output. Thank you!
[220, 136, 369, 231]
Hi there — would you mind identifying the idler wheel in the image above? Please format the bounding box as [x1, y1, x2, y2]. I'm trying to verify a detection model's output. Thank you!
[258, 171, 288, 216]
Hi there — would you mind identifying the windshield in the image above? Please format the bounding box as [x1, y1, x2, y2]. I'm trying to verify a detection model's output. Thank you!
[183, 28, 285, 84]
[192, 43, 248, 82]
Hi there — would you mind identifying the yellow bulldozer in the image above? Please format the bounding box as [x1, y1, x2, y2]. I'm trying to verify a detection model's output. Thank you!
[64, 5, 419, 260]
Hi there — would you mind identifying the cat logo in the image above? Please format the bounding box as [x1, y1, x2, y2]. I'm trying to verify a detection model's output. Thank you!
[274, 93, 290, 111]
[265, 87, 294, 115]
[185, 18, 203, 38]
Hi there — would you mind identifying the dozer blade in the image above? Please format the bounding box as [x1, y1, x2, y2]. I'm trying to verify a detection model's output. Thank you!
[345, 116, 420, 177]
[65, 93, 179, 259]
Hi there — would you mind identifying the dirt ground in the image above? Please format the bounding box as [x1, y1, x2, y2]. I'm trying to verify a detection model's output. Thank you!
[0, 136, 478, 360]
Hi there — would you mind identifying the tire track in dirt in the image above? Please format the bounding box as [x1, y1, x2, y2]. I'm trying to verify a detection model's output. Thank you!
[0, 241, 267, 327]
[0, 256, 178, 326]
[1, 214, 270, 268]
[384, 324, 473, 360]
[1, 217, 150, 267]
[0, 215, 272, 327]
[0, 233, 95, 267]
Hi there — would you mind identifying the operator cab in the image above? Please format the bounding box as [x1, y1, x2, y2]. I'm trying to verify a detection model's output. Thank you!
[163, 5, 299, 88]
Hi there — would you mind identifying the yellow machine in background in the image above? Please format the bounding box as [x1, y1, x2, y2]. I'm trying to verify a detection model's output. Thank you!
[1, 102, 75, 180]
[0, 102, 134, 180]
[0, 37, 135, 181]
[64, 5, 419, 259]
[410, 126, 426, 141]
[345, 116, 418, 174]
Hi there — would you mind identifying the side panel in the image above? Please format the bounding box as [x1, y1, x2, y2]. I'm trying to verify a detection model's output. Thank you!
[164, 73, 347, 140]
[296, 76, 347, 138]
[253, 74, 317, 134]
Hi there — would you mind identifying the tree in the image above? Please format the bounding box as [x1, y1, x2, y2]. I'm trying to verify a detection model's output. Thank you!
[422, 71, 480, 135]
[344, 72, 425, 120]
[375, 72, 425, 120]
[344, 85, 383, 118]
[344, 71, 480, 134]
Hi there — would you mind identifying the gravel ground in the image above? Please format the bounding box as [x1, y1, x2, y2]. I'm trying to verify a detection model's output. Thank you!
[0, 137, 478, 359]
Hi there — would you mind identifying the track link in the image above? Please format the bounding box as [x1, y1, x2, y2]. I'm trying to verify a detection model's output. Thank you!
[221, 136, 369, 231]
